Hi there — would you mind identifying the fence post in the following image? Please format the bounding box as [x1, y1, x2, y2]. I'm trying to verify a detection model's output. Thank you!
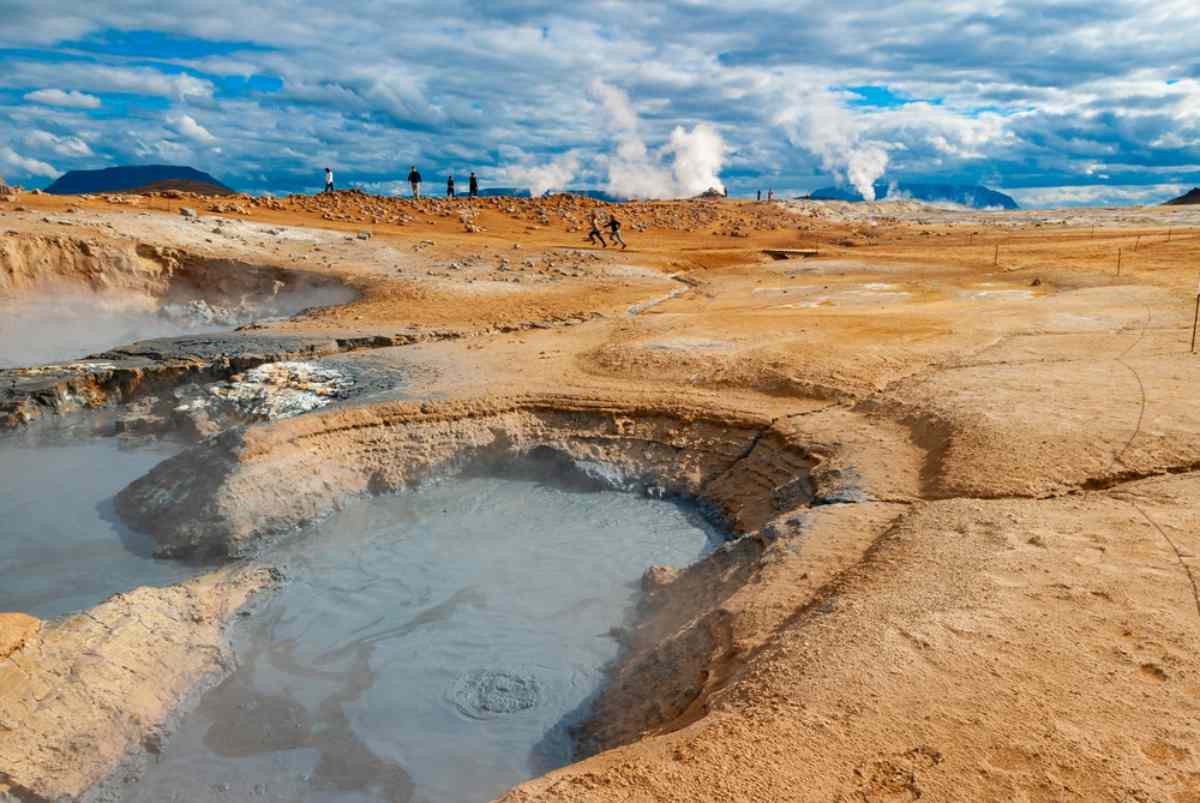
[1192, 282, 1200, 355]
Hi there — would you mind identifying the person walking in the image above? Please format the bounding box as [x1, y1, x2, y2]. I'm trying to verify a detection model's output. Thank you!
[468, 172, 479, 198]
[607, 214, 626, 249]
[324, 167, 334, 193]
[586, 212, 608, 248]
[407, 165, 422, 199]
[447, 175, 455, 197]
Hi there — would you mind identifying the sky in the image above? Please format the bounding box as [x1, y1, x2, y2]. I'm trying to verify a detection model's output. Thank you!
[1, 1, 1198, 206]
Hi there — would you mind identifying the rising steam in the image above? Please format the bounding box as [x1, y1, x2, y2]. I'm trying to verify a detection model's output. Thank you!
[776, 89, 889, 200]
[498, 82, 726, 199]
[502, 152, 580, 197]
[591, 80, 726, 199]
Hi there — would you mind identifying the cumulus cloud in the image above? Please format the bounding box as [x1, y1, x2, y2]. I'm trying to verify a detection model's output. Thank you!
[168, 113, 217, 144]
[23, 89, 101, 109]
[0, 61, 212, 100]
[0, 1, 1198, 204]
[0, 146, 58, 178]
[24, 130, 93, 157]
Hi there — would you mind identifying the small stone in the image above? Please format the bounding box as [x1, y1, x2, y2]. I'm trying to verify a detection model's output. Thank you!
[179, 207, 197, 218]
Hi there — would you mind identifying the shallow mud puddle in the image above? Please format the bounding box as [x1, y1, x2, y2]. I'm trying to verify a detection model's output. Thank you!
[125, 470, 721, 802]
[0, 420, 204, 618]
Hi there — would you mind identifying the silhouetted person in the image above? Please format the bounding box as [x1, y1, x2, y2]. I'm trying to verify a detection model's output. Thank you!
[408, 166, 422, 198]
[607, 215, 626, 249]
[586, 213, 607, 247]
[324, 167, 334, 193]
[447, 175, 455, 197]
[756, 189, 761, 201]
[468, 172, 479, 197]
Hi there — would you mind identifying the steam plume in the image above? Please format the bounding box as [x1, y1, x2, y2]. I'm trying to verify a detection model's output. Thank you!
[590, 80, 726, 199]
[776, 89, 889, 200]
[502, 152, 579, 197]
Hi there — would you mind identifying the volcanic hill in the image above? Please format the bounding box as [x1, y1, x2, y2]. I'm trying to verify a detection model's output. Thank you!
[44, 165, 235, 196]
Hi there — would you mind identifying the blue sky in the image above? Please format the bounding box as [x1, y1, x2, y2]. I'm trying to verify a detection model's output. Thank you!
[1, 1, 1198, 206]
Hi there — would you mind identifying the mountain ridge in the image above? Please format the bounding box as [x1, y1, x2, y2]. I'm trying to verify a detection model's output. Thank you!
[808, 181, 1019, 209]
[45, 165, 235, 196]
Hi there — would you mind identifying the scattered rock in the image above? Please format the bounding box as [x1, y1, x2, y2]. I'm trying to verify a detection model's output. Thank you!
[0, 612, 41, 659]
[642, 565, 680, 591]
[179, 207, 198, 218]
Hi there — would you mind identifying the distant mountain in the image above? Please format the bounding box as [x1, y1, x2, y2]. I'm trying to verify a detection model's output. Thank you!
[45, 165, 235, 196]
[808, 181, 1019, 210]
[477, 187, 627, 202]
[1164, 187, 1200, 205]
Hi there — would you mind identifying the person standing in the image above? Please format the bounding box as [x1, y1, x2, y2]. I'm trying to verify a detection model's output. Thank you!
[447, 175, 455, 197]
[586, 212, 607, 247]
[468, 172, 479, 198]
[607, 214, 626, 249]
[324, 167, 334, 193]
[756, 189, 761, 201]
[408, 165, 422, 199]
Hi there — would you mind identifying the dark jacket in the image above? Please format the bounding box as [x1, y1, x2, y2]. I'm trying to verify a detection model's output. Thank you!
[408, 170, 422, 183]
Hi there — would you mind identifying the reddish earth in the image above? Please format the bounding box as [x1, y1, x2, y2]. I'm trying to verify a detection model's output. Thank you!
[2, 187, 1200, 801]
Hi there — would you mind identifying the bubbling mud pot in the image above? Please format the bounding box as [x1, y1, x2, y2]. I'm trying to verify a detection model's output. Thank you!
[120, 460, 723, 803]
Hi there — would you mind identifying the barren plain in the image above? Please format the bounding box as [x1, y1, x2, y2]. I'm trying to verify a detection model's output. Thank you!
[2, 186, 1200, 802]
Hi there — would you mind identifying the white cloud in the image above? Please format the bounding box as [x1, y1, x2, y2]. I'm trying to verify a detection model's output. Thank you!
[0, 61, 212, 100]
[24, 129, 93, 157]
[23, 89, 101, 109]
[1006, 183, 1187, 208]
[0, 1, 1198, 205]
[0, 145, 58, 178]
[168, 113, 217, 144]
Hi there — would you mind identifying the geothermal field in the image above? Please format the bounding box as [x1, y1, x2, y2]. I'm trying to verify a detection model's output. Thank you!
[2, 186, 1200, 803]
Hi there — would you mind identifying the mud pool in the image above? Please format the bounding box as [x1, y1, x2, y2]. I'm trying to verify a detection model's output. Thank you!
[123, 468, 723, 803]
[0, 283, 355, 368]
[0, 419, 206, 618]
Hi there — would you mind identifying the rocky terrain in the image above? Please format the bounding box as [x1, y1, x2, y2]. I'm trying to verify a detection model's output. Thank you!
[2, 186, 1200, 802]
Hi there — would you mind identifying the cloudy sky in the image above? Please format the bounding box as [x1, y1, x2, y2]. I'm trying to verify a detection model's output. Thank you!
[1, 0, 1198, 206]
